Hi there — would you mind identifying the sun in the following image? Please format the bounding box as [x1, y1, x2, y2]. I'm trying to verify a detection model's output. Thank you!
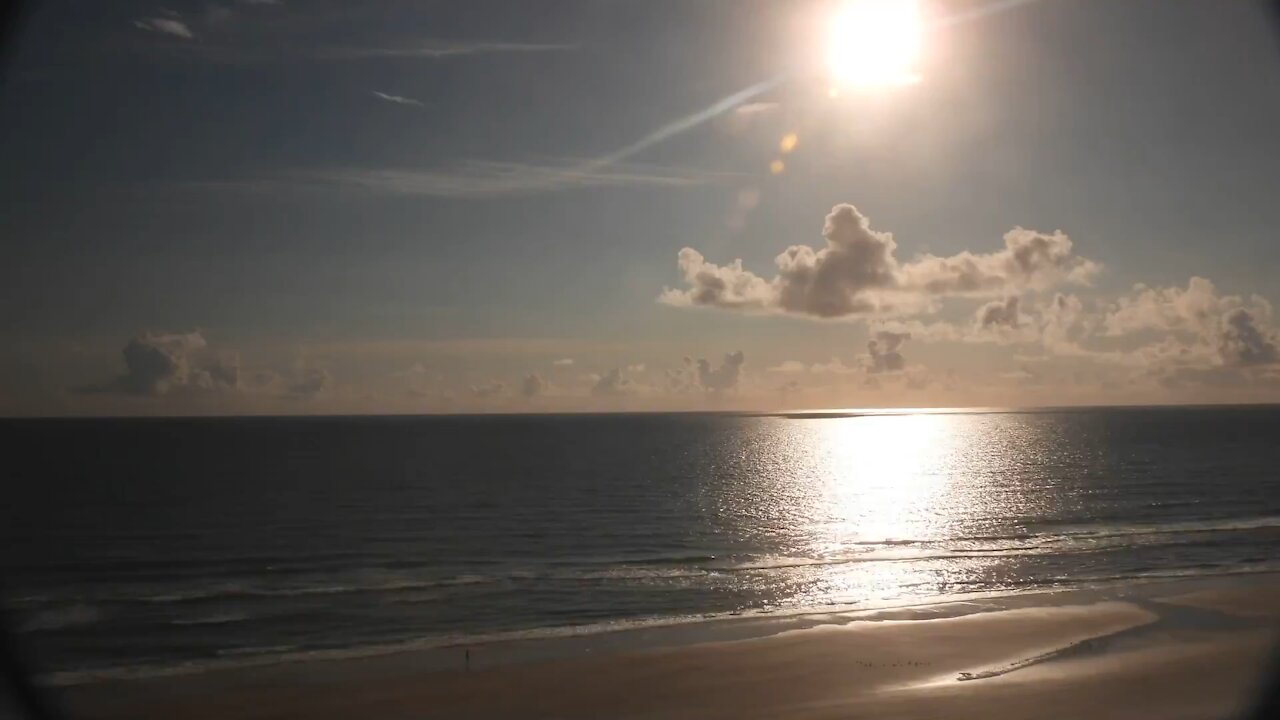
[828, 0, 923, 88]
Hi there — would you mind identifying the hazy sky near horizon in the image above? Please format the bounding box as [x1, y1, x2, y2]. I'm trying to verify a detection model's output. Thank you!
[3, 0, 1280, 415]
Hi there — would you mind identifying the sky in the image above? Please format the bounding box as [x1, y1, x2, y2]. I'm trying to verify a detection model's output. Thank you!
[3, 0, 1280, 416]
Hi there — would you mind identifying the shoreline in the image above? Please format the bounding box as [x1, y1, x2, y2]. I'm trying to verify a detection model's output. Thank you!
[39, 567, 1280, 687]
[56, 571, 1280, 719]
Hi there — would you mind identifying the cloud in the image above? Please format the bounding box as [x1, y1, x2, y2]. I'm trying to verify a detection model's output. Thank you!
[1040, 293, 1094, 352]
[660, 352, 746, 394]
[867, 331, 909, 373]
[299, 160, 739, 199]
[591, 368, 638, 397]
[734, 102, 779, 116]
[972, 296, 1041, 344]
[1102, 278, 1279, 370]
[82, 331, 226, 396]
[319, 42, 573, 60]
[664, 357, 698, 393]
[521, 373, 546, 398]
[697, 351, 745, 392]
[288, 367, 331, 397]
[194, 353, 242, 391]
[470, 382, 505, 398]
[771, 205, 909, 318]
[768, 360, 808, 373]
[78, 331, 358, 402]
[120, 332, 207, 394]
[371, 91, 424, 107]
[659, 249, 776, 312]
[1218, 308, 1279, 367]
[1104, 277, 1219, 337]
[901, 227, 1100, 296]
[810, 357, 860, 375]
[661, 204, 1100, 320]
[1102, 277, 1271, 338]
[1002, 367, 1038, 383]
[976, 297, 1022, 331]
[133, 18, 195, 39]
[552, 358, 575, 367]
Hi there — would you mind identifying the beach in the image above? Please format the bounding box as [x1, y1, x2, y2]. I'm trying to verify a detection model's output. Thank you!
[57, 573, 1280, 720]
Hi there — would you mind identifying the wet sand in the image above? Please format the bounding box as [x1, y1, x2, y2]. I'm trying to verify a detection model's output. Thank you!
[60, 575, 1280, 720]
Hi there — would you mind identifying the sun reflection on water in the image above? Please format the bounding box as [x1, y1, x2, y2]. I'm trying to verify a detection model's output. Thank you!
[814, 413, 956, 544]
[749, 413, 1018, 609]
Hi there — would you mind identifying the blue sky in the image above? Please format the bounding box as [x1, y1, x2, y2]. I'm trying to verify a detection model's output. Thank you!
[3, 0, 1280, 415]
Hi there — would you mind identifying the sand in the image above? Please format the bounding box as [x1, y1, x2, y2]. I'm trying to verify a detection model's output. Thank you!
[57, 575, 1280, 720]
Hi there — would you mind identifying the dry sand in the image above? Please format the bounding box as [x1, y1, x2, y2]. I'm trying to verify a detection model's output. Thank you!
[59, 575, 1280, 720]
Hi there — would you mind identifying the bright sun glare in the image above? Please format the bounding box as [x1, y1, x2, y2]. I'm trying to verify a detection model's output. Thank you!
[828, 0, 923, 87]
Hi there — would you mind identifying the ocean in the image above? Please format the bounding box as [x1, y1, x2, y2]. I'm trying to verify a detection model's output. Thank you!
[3, 406, 1279, 685]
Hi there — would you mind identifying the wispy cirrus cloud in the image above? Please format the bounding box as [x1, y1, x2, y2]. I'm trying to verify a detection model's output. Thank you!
[318, 41, 573, 60]
[371, 91, 424, 107]
[133, 17, 195, 39]
[290, 159, 742, 199]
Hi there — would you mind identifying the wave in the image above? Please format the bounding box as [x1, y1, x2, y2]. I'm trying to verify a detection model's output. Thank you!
[19, 515, 1277, 634]
[99, 574, 500, 605]
[1036, 515, 1280, 543]
[38, 614, 737, 686]
[38, 563, 1280, 688]
[842, 514, 1280, 551]
[18, 604, 100, 632]
[170, 613, 253, 627]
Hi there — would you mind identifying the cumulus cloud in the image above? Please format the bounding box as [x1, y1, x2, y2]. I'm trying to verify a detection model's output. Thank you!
[971, 296, 1040, 344]
[119, 331, 207, 394]
[1103, 277, 1274, 342]
[976, 297, 1022, 331]
[591, 368, 638, 397]
[1104, 277, 1230, 337]
[194, 353, 241, 391]
[1218, 308, 1279, 367]
[79, 331, 252, 397]
[771, 206, 903, 317]
[901, 228, 1099, 296]
[867, 331, 910, 373]
[1040, 293, 1094, 352]
[1103, 278, 1279, 370]
[288, 367, 331, 398]
[659, 249, 777, 312]
[664, 357, 698, 393]
[521, 373, 546, 398]
[768, 360, 808, 373]
[82, 331, 210, 395]
[661, 204, 1099, 320]
[697, 351, 745, 392]
[133, 17, 195, 39]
